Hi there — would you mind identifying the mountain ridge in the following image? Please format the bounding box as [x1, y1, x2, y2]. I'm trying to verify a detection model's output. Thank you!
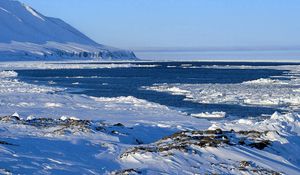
[0, 0, 137, 60]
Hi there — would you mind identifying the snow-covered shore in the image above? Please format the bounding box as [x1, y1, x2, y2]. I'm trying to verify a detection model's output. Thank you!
[0, 62, 299, 174]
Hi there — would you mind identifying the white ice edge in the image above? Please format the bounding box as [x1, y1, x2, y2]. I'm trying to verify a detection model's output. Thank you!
[191, 111, 226, 118]
[0, 61, 160, 71]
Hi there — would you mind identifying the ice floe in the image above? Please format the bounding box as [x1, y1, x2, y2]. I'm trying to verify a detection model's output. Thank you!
[191, 111, 226, 119]
[146, 76, 300, 111]
[0, 70, 18, 78]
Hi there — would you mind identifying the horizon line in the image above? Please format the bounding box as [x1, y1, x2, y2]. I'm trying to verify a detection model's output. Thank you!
[129, 46, 300, 52]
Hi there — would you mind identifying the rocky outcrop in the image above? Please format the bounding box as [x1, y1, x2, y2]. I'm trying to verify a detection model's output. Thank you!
[120, 129, 272, 158]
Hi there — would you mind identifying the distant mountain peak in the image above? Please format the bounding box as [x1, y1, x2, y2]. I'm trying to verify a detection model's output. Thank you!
[0, 0, 137, 60]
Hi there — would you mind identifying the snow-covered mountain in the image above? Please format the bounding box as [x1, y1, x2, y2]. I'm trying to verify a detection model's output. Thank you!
[0, 0, 137, 60]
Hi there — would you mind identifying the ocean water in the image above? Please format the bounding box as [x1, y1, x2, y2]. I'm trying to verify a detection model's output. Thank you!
[15, 62, 296, 118]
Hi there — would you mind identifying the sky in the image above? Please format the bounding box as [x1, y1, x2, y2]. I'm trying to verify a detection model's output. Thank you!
[20, 0, 300, 50]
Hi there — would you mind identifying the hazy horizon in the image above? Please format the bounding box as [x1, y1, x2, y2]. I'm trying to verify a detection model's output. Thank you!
[134, 49, 300, 61]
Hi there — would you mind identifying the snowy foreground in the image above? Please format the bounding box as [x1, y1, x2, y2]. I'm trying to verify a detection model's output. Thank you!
[0, 62, 300, 174]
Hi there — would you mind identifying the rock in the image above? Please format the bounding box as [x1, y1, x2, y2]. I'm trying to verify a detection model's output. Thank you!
[113, 123, 125, 127]
[111, 168, 141, 175]
[248, 140, 270, 150]
[121, 129, 273, 158]
[238, 161, 282, 175]
[240, 160, 251, 168]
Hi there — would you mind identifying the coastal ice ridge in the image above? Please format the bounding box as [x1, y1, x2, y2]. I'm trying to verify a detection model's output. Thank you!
[91, 96, 169, 109]
[0, 42, 137, 61]
[0, 61, 159, 71]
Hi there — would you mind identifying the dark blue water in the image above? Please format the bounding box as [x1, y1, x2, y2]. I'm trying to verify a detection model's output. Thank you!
[16, 62, 295, 118]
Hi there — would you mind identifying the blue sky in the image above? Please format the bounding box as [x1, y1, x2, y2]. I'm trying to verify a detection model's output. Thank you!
[20, 0, 300, 50]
